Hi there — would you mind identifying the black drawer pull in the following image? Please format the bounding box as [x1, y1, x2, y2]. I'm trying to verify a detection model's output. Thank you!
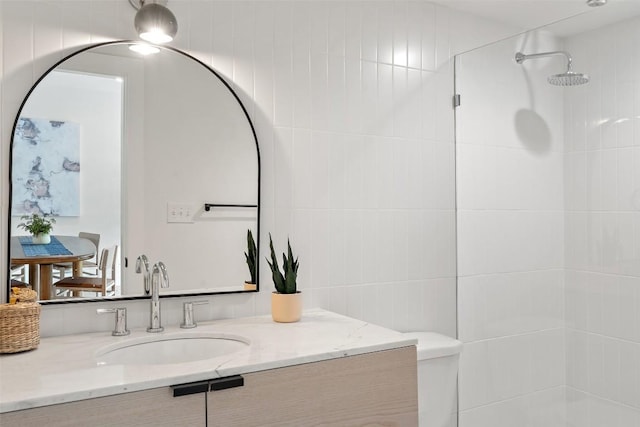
[210, 375, 244, 391]
[172, 380, 209, 397]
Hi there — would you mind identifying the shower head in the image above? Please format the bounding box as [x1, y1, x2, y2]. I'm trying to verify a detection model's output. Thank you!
[547, 71, 590, 86]
[515, 50, 589, 86]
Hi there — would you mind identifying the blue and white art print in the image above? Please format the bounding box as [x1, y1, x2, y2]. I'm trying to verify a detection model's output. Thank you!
[11, 117, 81, 216]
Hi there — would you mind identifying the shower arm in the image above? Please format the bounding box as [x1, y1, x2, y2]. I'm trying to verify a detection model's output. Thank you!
[515, 51, 573, 71]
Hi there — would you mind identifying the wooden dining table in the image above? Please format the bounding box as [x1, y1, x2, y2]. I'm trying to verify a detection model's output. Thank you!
[10, 235, 96, 300]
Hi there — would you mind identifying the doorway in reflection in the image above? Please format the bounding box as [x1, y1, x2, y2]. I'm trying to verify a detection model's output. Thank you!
[11, 70, 123, 298]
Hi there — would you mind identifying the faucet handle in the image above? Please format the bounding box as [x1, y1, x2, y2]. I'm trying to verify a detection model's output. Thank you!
[180, 300, 208, 329]
[97, 308, 130, 336]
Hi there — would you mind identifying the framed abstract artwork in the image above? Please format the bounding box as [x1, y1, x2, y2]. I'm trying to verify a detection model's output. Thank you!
[11, 117, 80, 217]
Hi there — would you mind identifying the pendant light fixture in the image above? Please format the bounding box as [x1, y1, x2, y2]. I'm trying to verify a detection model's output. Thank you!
[129, 0, 178, 44]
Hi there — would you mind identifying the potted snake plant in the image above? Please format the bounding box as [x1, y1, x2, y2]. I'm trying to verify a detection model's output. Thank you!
[266, 233, 301, 323]
[244, 229, 257, 290]
[17, 213, 56, 244]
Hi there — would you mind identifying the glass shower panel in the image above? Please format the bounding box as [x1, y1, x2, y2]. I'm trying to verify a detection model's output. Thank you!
[455, 29, 567, 427]
[455, 12, 640, 427]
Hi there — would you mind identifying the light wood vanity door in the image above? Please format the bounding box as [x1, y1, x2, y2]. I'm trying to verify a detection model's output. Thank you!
[207, 346, 418, 427]
[0, 387, 205, 427]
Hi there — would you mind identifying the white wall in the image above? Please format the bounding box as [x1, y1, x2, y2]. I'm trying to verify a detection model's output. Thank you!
[563, 16, 640, 426]
[137, 49, 258, 292]
[1, 0, 481, 337]
[455, 30, 567, 427]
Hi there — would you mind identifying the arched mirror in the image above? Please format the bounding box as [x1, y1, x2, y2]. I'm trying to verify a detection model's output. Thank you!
[7, 41, 260, 303]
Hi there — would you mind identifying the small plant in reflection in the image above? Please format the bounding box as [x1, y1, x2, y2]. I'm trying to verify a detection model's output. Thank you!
[17, 213, 55, 236]
[244, 229, 257, 284]
[266, 233, 298, 294]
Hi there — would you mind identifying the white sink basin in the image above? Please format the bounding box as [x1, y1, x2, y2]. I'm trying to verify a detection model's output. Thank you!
[95, 332, 249, 366]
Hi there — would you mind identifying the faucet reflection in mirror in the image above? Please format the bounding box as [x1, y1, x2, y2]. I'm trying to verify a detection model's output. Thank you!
[135, 254, 151, 296]
[148, 262, 169, 333]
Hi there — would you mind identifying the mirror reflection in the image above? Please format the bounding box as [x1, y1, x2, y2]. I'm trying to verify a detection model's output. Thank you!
[9, 41, 260, 303]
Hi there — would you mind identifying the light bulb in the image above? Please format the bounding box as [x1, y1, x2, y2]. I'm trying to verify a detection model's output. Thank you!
[134, 2, 177, 45]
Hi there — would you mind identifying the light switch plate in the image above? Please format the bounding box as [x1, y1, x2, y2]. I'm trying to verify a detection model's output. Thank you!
[167, 203, 194, 223]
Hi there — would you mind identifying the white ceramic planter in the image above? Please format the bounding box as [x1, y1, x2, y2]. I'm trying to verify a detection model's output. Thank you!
[32, 234, 51, 245]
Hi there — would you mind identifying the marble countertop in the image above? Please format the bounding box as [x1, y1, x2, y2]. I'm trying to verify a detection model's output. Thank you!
[0, 309, 415, 413]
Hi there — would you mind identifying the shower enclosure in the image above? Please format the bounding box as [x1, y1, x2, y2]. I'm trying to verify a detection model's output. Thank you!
[455, 10, 639, 427]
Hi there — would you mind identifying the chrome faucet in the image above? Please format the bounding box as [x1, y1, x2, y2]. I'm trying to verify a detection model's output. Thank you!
[135, 254, 151, 295]
[147, 262, 169, 333]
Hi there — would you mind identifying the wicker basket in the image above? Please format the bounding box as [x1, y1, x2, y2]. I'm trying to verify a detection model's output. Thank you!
[0, 302, 41, 353]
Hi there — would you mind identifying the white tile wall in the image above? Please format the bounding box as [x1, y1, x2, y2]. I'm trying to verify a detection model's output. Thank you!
[459, 387, 567, 427]
[459, 270, 564, 342]
[567, 387, 640, 427]
[1, 1, 492, 339]
[459, 330, 565, 411]
[564, 16, 640, 425]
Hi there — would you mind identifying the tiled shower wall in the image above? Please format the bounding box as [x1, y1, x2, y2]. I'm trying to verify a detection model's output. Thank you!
[455, 31, 567, 426]
[563, 16, 640, 426]
[1, 1, 516, 337]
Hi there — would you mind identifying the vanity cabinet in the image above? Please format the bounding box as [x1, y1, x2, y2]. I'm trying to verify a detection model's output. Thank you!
[207, 346, 418, 426]
[0, 347, 417, 427]
[0, 387, 205, 426]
